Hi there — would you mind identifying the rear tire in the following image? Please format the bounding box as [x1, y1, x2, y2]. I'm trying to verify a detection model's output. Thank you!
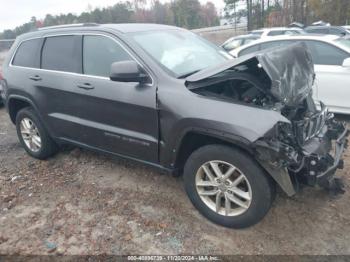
[16, 107, 58, 159]
[183, 144, 276, 229]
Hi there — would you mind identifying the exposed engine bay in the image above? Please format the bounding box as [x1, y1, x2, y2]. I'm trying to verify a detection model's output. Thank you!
[192, 72, 273, 108]
[186, 42, 348, 196]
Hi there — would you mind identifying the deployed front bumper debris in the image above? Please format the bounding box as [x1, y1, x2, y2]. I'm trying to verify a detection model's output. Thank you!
[255, 106, 348, 196]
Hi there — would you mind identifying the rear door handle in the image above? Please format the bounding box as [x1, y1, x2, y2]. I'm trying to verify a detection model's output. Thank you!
[77, 83, 94, 90]
[29, 75, 42, 81]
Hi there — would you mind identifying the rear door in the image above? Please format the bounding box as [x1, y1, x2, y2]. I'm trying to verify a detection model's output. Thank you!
[8, 38, 44, 102]
[304, 40, 350, 113]
[37, 34, 84, 141]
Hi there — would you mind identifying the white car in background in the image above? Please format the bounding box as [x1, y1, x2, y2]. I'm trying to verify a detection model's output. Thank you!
[250, 27, 305, 38]
[230, 35, 350, 114]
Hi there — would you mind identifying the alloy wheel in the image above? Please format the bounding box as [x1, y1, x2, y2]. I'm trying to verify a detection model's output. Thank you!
[195, 160, 252, 216]
[20, 117, 42, 152]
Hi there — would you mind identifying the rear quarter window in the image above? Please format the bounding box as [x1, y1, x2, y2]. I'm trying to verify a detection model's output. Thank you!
[12, 38, 43, 68]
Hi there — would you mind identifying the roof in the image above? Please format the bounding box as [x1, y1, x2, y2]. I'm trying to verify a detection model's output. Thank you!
[231, 34, 260, 39]
[15, 23, 183, 40]
[103, 23, 181, 33]
[231, 34, 349, 56]
[252, 27, 303, 32]
[305, 25, 344, 29]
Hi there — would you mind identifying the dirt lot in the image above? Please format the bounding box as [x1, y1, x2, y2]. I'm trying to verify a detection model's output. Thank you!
[0, 107, 350, 256]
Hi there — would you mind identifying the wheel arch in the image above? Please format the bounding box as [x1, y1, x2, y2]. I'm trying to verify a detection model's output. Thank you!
[172, 129, 254, 171]
[172, 129, 296, 196]
[7, 95, 40, 124]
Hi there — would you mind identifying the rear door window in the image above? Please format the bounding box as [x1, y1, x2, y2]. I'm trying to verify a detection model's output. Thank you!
[41, 35, 82, 73]
[83, 35, 132, 77]
[12, 38, 43, 68]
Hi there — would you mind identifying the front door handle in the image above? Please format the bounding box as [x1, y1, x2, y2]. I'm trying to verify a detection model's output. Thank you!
[77, 83, 94, 90]
[29, 75, 42, 81]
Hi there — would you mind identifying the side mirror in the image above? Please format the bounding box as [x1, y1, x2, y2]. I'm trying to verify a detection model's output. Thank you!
[342, 57, 350, 67]
[110, 61, 148, 83]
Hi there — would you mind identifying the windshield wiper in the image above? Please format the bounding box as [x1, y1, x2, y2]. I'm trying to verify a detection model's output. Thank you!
[178, 70, 201, 79]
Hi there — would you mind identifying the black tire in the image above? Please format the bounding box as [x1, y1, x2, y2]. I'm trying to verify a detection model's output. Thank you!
[16, 107, 58, 159]
[183, 144, 276, 229]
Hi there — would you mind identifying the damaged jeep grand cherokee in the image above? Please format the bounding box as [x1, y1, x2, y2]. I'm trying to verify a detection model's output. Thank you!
[2, 24, 348, 228]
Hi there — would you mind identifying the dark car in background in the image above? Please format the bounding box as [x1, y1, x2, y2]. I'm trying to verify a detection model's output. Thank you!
[1, 23, 348, 228]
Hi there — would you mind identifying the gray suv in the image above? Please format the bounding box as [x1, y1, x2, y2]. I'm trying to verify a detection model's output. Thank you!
[1, 23, 348, 228]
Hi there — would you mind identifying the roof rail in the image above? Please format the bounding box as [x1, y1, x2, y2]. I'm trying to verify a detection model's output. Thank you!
[38, 23, 99, 31]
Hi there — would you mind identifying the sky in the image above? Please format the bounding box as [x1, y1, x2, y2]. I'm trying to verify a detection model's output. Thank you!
[0, 0, 226, 31]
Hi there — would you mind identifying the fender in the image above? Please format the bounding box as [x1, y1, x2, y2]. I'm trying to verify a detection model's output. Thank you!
[161, 125, 254, 169]
[7, 95, 39, 121]
[164, 125, 297, 196]
[6, 95, 54, 138]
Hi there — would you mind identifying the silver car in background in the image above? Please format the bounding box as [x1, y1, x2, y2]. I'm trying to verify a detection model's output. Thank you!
[230, 35, 350, 114]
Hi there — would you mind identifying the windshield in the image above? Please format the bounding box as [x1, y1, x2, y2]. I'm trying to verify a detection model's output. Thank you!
[130, 30, 230, 78]
[335, 38, 350, 50]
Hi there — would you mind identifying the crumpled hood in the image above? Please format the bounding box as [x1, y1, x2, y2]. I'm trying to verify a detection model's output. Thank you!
[186, 42, 315, 107]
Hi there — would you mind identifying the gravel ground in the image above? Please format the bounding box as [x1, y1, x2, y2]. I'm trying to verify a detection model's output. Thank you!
[0, 107, 350, 255]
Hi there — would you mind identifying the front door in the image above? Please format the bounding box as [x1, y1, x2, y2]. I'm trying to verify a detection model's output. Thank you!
[314, 64, 350, 113]
[305, 40, 350, 113]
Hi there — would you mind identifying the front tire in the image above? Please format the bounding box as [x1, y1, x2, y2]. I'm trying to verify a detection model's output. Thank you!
[184, 145, 276, 229]
[16, 107, 58, 159]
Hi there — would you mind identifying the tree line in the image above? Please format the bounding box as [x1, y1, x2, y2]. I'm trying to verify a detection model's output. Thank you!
[0, 0, 219, 39]
[225, 0, 350, 30]
[2, 0, 350, 39]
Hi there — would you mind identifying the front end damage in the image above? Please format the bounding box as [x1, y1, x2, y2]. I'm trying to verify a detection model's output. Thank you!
[186, 42, 348, 196]
[255, 102, 348, 196]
